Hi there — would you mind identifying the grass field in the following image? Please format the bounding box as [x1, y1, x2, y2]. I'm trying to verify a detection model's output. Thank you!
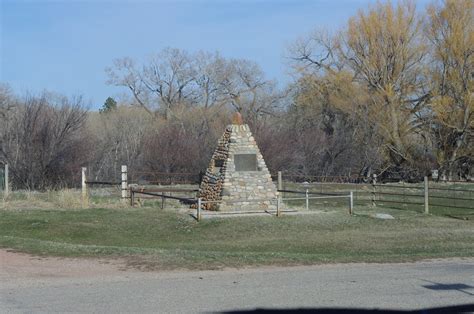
[1, 182, 472, 270]
[1, 203, 473, 270]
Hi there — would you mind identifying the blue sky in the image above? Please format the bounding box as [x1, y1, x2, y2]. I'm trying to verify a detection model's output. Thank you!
[1, 0, 430, 108]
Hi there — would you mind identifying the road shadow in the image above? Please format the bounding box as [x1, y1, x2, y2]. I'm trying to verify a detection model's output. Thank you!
[224, 303, 474, 313]
[421, 279, 474, 296]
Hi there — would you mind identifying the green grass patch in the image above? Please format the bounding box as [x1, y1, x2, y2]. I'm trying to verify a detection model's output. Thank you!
[1, 206, 473, 270]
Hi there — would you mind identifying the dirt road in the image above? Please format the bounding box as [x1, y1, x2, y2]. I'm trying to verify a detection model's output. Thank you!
[1, 250, 473, 313]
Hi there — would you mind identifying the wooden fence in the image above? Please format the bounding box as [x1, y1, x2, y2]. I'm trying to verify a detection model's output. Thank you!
[80, 167, 474, 219]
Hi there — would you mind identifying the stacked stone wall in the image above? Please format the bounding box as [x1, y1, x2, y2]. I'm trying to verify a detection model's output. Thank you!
[197, 126, 232, 210]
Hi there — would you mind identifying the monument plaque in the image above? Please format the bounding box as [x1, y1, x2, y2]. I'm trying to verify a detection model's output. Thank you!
[234, 154, 257, 171]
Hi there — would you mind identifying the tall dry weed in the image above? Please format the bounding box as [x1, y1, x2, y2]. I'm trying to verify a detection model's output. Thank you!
[54, 189, 83, 209]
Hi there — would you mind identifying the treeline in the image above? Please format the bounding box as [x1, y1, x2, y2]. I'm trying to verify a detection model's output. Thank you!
[1, 0, 472, 189]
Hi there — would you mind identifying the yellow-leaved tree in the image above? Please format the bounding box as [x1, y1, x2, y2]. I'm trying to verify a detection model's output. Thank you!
[290, 1, 434, 178]
[339, 1, 428, 172]
[426, 0, 473, 179]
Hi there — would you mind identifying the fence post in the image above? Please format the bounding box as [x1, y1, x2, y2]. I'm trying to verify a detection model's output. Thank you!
[197, 198, 202, 221]
[277, 171, 282, 201]
[305, 189, 309, 211]
[277, 171, 282, 191]
[424, 176, 429, 214]
[277, 171, 284, 216]
[130, 189, 135, 207]
[276, 197, 281, 217]
[372, 174, 377, 207]
[81, 167, 87, 207]
[349, 191, 354, 215]
[121, 165, 128, 203]
[4, 164, 9, 199]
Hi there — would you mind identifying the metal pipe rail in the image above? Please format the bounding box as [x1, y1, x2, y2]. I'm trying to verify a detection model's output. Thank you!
[200, 198, 275, 204]
[131, 190, 195, 202]
[372, 191, 423, 197]
[428, 187, 474, 193]
[375, 199, 424, 206]
[283, 195, 352, 201]
[278, 189, 348, 196]
[129, 180, 199, 185]
[85, 181, 121, 185]
[429, 195, 474, 202]
[195, 191, 354, 221]
[373, 184, 424, 190]
[283, 193, 353, 215]
[131, 187, 198, 193]
[130, 189, 197, 208]
[430, 203, 474, 210]
[132, 171, 197, 175]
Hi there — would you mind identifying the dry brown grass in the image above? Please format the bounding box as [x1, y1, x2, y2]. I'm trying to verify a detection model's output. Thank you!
[1, 189, 107, 210]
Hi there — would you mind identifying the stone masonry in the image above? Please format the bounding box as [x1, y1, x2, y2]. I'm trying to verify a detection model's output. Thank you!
[198, 113, 278, 211]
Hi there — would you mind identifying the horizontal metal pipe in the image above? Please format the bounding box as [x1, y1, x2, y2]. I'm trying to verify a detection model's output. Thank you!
[373, 184, 424, 190]
[201, 198, 276, 204]
[85, 181, 121, 185]
[374, 192, 423, 197]
[283, 195, 350, 201]
[129, 188, 198, 193]
[130, 190, 196, 203]
[428, 195, 474, 201]
[429, 203, 474, 210]
[278, 189, 348, 196]
[427, 187, 474, 193]
[375, 199, 424, 206]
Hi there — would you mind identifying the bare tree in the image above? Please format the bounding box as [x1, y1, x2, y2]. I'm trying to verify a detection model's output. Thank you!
[106, 48, 282, 124]
[0, 92, 89, 189]
[106, 48, 197, 120]
[0, 84, 16, 120]
[87, 104, 152, 180]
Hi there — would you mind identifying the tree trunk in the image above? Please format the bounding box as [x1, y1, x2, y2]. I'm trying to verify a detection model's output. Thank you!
[389, 101, 406, 167]
[447, 134, 464, 181]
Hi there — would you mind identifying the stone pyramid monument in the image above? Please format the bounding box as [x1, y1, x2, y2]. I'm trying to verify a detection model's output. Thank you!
[198, 113, 278, 211]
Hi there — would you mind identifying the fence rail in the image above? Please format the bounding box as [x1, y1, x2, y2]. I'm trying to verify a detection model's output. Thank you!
[130, 189, 196, 203]
[370, 178, 474, 215]
[373, 184, 424, 190]
[278, 189, 348, 196]
[278, 173, 473, 216]
[85, 181, 121, 186]
[80, 167, 473, 219]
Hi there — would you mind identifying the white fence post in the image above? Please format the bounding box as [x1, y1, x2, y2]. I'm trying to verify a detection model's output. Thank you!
[81, 167, 88, 207]
[424, 176, 429, 214]
[349, 191, 354, 215]
[305, 189, 309, 211]
[197, 198, 202, 221]
[277, 171, 282, 190]
[121, 165, 128, 203]
[4, 164, 9, 199]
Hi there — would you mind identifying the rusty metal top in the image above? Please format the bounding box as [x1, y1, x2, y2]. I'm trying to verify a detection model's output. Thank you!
[231, 112, 244, 125]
